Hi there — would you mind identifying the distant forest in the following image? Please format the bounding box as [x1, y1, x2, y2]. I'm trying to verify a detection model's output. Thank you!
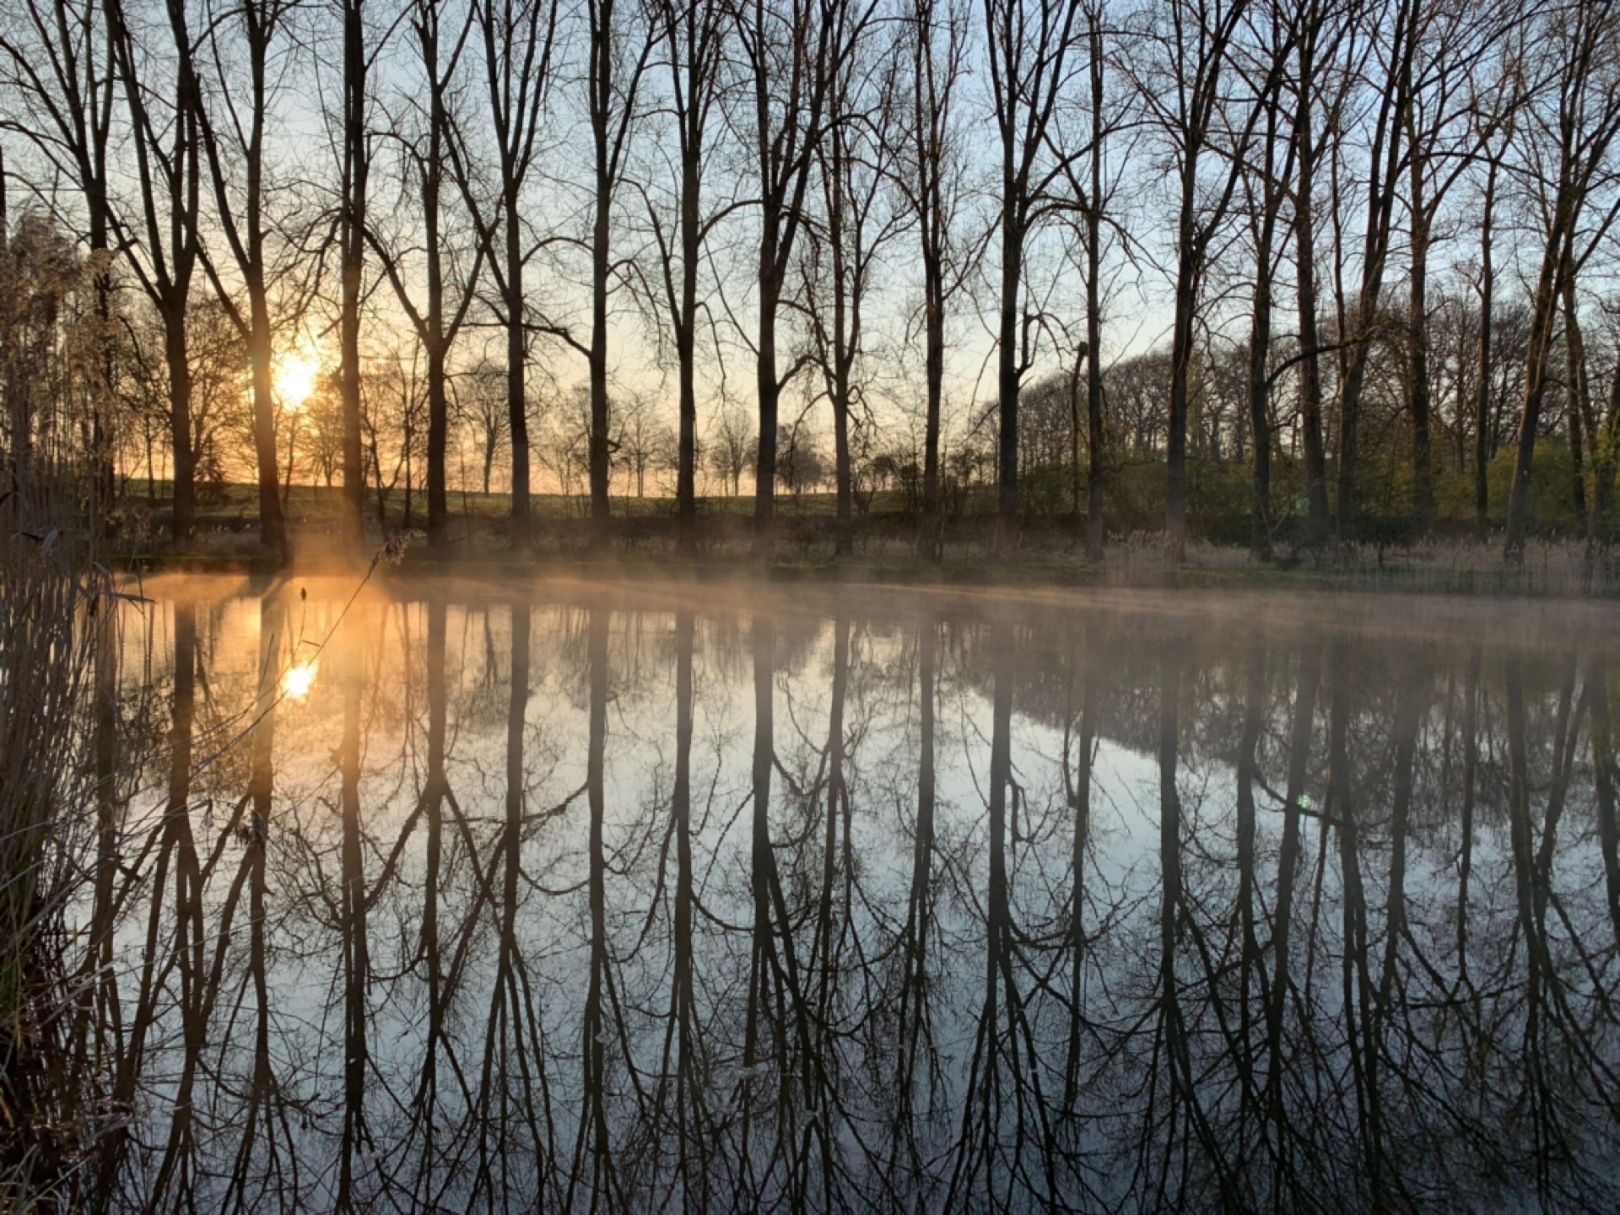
[2, 0, 1618, 560]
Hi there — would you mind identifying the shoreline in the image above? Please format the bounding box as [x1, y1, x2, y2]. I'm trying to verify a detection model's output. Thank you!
[108, 543, 1620, 600]
[117, 563, 1620, 657]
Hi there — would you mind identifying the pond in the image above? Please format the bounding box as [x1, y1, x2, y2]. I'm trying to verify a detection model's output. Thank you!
[85, 575, 1620, 1211]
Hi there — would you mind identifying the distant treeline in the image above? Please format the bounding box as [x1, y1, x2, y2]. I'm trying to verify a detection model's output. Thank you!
[2, 0, 1617, 561]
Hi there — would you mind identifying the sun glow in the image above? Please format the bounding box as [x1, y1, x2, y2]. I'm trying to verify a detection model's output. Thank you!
[281, 659, 319, 701]
[274, 349, 321, 413]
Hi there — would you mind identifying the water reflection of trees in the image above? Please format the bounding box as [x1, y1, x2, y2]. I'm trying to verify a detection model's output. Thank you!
[86, 590, 1620, 1211]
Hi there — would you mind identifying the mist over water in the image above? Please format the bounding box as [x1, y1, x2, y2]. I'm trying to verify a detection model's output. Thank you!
[91, 578, 1620, 1211]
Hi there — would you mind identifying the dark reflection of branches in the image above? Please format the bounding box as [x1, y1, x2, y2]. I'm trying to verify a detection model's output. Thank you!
[98, 602, 203, 1208]
[1265, 640, 1319, 1201]
[224, 593, 290, 1210]
[891, 616, 941, 1198]
[145, 603, 206, 1210]
[90, 599, 120, 1086]
[1143, 646, 1235, 1207]
[1328, 641, 1384, 1208]
[642, 610, 712, 1208]
[81, 591, 1620, 1213]
[1060, 629, 1096, 1119]
[1502, 654, 1620, 1207]
[336, 602, 370, 1213]
[404, 596, 451, 1203]
[567, 606, 623, 1210]
[1457, 646, 1480, 970]
[1591, 657, 1620, 950]
[947, 622, 1070, 1212]
[740, 612, 824, 1209]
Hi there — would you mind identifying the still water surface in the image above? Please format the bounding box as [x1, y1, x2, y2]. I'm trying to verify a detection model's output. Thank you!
[93, 577, 1620, 1212]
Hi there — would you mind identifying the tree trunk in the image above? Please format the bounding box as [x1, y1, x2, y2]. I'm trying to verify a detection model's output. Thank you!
[339, 0, 367, 548]
[828, 135, 853, 558]
[1407, 207, 1434, 533]
[589, 160, 612, 539]
[249, 296, 286, 557]
[245, 19, 286, 560]
[425, 73, 449, 550]
[1294, 77, 1330, 543]
[1505, 237, 1567, 558]
[921, 249, 943, 536]
[1564, 276, 1602, 535]
[1248, 82, 1285, 560]
[163, 309, 195, 541]
[1069, 353, 1083, 520]
[1595, 349, 1620, 533]
[1474, 156, 1497, 539]
[1083, 21, 1105, 561]
[1334, 9, 1412, 542]
[753, 240, 780, 557]
[506, 195, 530, 541]
[1569, 393, 1587, 532]
[1248, 266, 1273, 559]
[427, 339, 448, 545]
[996, 205, 1022, 534]
[1166, 195, 1197, 562]
[676, 107, 700, 542]
[833, 394, 851, 554]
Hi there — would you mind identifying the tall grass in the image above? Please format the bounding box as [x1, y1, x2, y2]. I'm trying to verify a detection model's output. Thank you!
[0, 464, 117, 1207]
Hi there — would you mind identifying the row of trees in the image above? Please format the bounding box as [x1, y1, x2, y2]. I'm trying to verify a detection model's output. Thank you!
[4, 0, 1618, 560]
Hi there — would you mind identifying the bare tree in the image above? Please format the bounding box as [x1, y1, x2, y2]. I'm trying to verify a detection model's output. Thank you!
[539, 382, 594, 508]
[616, 390, 673, 497]
[1286, 0, 1345, 544]
[804, 22, 901, 553]
[640, 0, 728, 542]
[368, 0, 486, 552]
[193, 0, 297, 558]
[584, 0, 656, 537]
[1504, 0, 1620, 557]
[335, 0, 376, 547]
[892, 0, 970, 548]
[1049, 0, 1125, 558]
[982, 0, 1087, 537]
[454, 356, 509, 495]
[465, 0, 558, 541]
[1137, 0, 1276, 560]
[731, 0, 879, 556]
[1399, 0, 1511, 534]
[1235, 0, 1296, 558]
[1079, 0, 1111, 559]
[1327, 0, 1416, 539]
[104, 0, 204, 540]
[775, 416, 827, 495]
[707, 398, 754, 495]
[0, 0, 118, 505]
[1470, 125, 1503, 538]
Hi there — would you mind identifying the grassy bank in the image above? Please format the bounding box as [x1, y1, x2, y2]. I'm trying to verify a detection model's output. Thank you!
[105, 479, 1620, 598]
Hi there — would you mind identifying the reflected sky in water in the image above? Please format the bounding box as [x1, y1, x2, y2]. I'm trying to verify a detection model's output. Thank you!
[89, 578, 1620, 1212]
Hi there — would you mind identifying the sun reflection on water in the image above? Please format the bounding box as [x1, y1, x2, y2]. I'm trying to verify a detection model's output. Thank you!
[281, 660, 319, 701]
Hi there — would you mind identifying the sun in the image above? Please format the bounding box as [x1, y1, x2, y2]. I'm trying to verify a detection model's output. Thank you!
[274, 349, 321, 413]
[281, 659, 319, 701]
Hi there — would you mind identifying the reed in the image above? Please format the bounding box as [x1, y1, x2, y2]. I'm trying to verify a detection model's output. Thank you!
[0, 460, 118, 1207]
